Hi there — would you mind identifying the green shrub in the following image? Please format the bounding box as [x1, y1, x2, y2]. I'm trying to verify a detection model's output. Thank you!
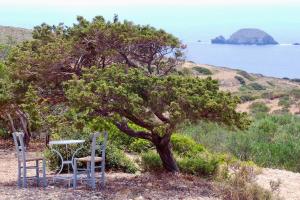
[179, 114, 300, 173]
[278, 96, 290, 108]
[235, 76, 246, 85]
[0, 127, 10, 139]
[171, 134, 205, 156]
[177, 153, 219, 176]
[239, 95, 256, 102]
[105, 144, 138, 173]
[141, 151, 163, 171]
[192, 66, 212, 75]
[129, 138, 152, 153]
[247, 83, 266, 90]
[237, 70, 255, 81]
[249, 102, 270, 114]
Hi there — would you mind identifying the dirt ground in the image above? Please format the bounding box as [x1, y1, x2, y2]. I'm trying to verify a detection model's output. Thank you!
[0, 148, 220, 200]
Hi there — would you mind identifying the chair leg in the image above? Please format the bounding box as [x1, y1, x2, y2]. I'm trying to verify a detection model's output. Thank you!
[90, 162, 96, 189]
[23, 163, 27, 188]
[73, 160, 77, 189]
[101, 161, 105, 187]
[36, 160, 40, 186]
[86, 162, 91, 186]
[42, 159, 47, 188]
[17, 162, 21, 188]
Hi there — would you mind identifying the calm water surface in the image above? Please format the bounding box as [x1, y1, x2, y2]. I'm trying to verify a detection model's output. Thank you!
[186, 43, 300, 78]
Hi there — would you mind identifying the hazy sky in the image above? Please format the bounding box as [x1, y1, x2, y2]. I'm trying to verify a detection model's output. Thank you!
[1, 0, 300, 43]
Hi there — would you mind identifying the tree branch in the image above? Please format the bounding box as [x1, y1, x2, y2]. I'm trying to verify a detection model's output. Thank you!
[114, 121, 152, 141]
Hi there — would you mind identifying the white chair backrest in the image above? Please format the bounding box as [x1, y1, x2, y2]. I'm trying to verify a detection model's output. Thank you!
[12, 132, 26, 162]
[90, 131, 108, 162]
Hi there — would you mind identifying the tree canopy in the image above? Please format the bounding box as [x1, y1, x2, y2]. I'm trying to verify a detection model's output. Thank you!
[2, 15, 250, 171]
[65, 66, 250, 171]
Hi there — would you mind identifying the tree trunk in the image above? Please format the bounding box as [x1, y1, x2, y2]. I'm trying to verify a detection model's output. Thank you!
[155, 141, 179, 172]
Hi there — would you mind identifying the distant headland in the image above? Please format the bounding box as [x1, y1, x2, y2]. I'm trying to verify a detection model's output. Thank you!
[211, 28, 278, 45]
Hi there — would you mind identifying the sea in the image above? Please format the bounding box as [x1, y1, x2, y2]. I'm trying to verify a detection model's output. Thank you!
[185, 42, 300, 79]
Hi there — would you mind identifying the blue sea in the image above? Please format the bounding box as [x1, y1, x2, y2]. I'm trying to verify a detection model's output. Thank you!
[185, 43, 300, 79]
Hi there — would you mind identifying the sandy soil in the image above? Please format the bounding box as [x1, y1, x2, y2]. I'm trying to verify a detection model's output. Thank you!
[256, 168, 300, 200]
[0, 148, 220, 200]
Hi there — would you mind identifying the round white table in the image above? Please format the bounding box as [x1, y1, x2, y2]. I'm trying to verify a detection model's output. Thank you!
[49, 139, 85, 185]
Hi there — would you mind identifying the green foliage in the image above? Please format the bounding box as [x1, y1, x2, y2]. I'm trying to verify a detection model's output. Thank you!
[239, 94, 257, 103]
[180, 114, 300, 172]
[237, 70, 255, 81]
[0, 126, 9, 139]
[235, 76, 246, 85]
[247, 83, 266, 90]
[129, 139, 152, 153]
[192, 66, 212, 75]
[0, 62, 14, 104]
[141, 151, 163, 171]
[278, 95, 291, 109]
[249, 102, 270, 114]
[171, 134, 205, 156]
[65, 66, 249, 132]
[177, 154, 219, 176]
[141, 134, 222, 176]
[21, 85, 42, 132]
[105, 144, 138, 173]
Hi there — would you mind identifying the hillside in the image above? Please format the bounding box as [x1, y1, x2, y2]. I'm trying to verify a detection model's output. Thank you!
[180, 62, 300, 114]
[0, 25, 32, 44]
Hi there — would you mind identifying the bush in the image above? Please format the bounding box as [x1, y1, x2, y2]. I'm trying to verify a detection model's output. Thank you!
[141, 134, 222, 176]
[129, 138, 152, 153]
[235, 76, 246, 85]
[179, 114, 300, 173]
[192, 66, 212, 75]
[0, 127, 10, 139]
[239, 95, 256, 102]
[278, 96, 290, 109]
[220, 165, 274, 200]
[237, 70, 255, 81]
[247, 83, 266, 90]
[171, 134, 205, 156]
[177, 153, 220, 176]
[249, 102, 270, 114]
[141, 151, 163, 171]
[105, 144, 138, 173]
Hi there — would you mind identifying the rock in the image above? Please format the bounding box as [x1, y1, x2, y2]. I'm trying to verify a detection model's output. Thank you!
[211, 35, 226, 44]
[293, 43, 300, 45]
[146, 182, 153, 187]
[134, 195, 144, 200]
[211, 28, 278, 45]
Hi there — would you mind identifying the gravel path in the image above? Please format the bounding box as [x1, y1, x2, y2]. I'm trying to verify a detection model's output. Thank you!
[0, 149, 219, 200]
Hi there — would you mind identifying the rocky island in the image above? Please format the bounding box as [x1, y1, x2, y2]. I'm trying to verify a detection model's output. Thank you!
[211, 28, 278, 45]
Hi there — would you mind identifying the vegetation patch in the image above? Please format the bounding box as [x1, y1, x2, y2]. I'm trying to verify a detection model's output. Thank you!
[247, 82, 266, 90]
[192, 66, 213, 75]
[237, 70, 255, 81]
[235, 76, 246, 85]
[249, 102, 270, 114]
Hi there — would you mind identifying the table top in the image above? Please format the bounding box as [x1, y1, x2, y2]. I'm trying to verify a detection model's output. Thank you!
[49, 140, 85, 145]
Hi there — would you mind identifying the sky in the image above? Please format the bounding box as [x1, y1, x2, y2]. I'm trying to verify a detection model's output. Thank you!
[1, 0, 300, 43]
